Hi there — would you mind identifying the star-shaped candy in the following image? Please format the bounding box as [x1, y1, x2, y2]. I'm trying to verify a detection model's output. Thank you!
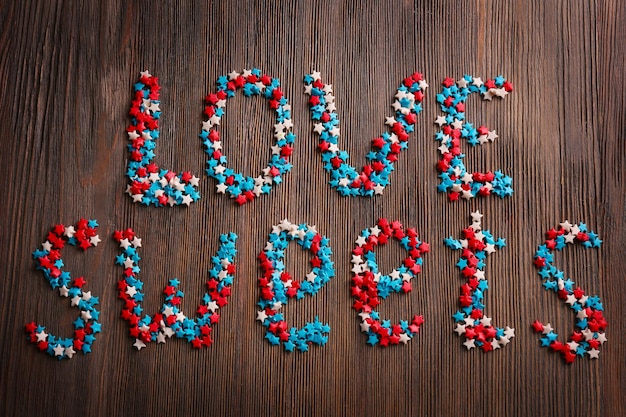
[125, 71, 200, 207]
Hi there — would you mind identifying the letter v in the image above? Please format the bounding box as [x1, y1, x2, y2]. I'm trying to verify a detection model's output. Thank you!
[303, 71, 427, 197]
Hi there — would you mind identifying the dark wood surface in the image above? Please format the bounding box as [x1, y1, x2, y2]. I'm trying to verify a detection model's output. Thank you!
[1, 1, 624, 416]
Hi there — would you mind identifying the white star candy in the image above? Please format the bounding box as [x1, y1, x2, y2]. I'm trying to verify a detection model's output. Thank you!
[256, 310, 268, 322]
[53, 344, 65, 357]
[133, 339, 146, 350]
[64, 346, 76, 358]
[587, 349, 600, 359]
[452, 119, 464, 129]
[471, 210, 483, 222]
[463, 339, 476, 350]
[542, 323, 554, 334]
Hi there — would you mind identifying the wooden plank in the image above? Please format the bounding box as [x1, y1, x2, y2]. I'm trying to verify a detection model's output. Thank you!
[0, 1, 624, 416]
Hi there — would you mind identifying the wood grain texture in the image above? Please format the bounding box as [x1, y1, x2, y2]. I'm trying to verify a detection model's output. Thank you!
[0, 1, 624, 416]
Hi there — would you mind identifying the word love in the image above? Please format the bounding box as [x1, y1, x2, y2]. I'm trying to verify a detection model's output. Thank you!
[26, 215, 607, 363]
[124, 69, 512, 206]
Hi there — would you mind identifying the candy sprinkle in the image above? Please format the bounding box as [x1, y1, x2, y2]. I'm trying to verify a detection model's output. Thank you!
[126, 70, 200, 207]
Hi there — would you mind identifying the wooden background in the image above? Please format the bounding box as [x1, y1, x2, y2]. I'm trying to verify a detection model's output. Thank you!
[0, 1, 624, 416]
